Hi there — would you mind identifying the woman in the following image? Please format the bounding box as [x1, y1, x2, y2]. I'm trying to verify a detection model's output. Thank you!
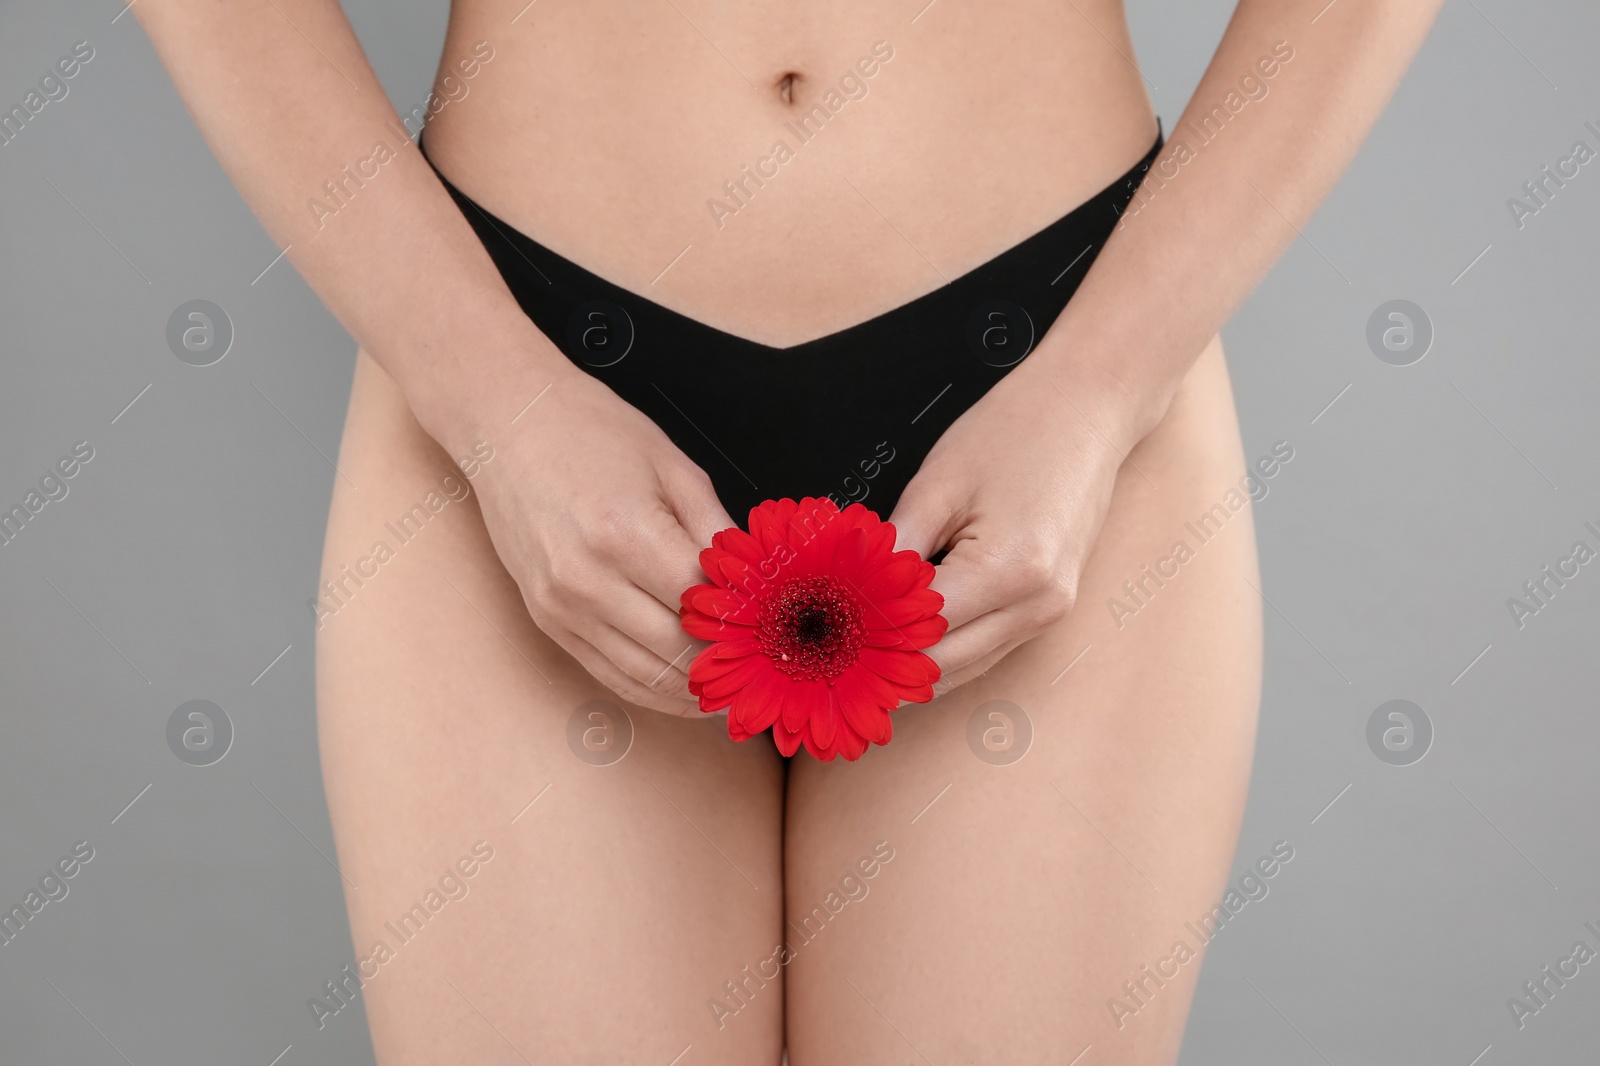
[138, 1, 1440, 1061]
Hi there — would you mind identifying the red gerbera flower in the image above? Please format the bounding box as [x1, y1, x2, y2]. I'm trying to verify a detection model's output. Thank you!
[679, 497, 946, 761]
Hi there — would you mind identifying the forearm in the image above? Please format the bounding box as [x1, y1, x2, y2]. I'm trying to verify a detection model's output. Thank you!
[1037, 0, 1445, 440]
[134, 0, 570, 452]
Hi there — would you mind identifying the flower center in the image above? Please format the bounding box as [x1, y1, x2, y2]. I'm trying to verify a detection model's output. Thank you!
[757, 575, 866, 681]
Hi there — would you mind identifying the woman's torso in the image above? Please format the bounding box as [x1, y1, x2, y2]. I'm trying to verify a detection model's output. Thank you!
[424, 0, 1155, 348]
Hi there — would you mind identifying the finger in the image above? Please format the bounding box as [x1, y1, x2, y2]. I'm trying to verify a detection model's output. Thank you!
[886, 475, 961, 560]
[571, 600, 696, 703]
[608, 583, 706, 672]
[930, 631, 1034, 693]
[662, 462, 738, 547]
[624, 529, 711, 612]
[608, 615, 699, 700]
[591, 621, 695, 701]
[929, 536, 1040, 631]
[927, 605, 1040, 682]
[616, 501, 724, 610]
[553, 624, 702, 717]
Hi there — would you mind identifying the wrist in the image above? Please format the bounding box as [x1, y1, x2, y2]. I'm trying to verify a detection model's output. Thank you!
[1020, 341, 1163, 459]
[405, 325, 586, 459]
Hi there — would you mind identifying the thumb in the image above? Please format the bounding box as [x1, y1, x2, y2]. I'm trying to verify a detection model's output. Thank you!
[663, 462, 737, 549]
[887, 472, 963, 561]
[920, 529, 996, 630]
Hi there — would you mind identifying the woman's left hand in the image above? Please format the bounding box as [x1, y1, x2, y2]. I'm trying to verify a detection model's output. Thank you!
[888, 358, 1144, 690]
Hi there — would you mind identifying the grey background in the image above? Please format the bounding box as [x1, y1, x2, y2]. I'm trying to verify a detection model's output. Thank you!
[2, 0, 1597, 1062]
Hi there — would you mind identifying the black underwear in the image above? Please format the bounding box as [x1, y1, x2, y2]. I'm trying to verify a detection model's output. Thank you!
[425, 128, 1162, 526]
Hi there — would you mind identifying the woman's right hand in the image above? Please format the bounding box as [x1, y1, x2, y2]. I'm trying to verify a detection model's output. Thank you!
[457, 361, 736, 716]
[126, 0, 727, 718]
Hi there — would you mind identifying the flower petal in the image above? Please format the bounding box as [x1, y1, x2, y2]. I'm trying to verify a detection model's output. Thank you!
[687, 640, 762, 683]
[695, 656, 777, 702]
[864, 615, 948, 649]
[682, 611, 756, 643]
[770, 721, 804, 756]
[831, 721, 870, 761]
[731, 669, 785, 734]
[683, 585, 760, 626]
[750, 498, 798, 554]
[860, 588, 944, 630]
[695, 546, 739, 590]
[788, 500, 844, 576]
[712, 527, 768, 568]
[858, 646, 939, 689]
[858, 552, 923, 602]
[866, 520, 897, 561]
[831, 526, 871, 584]
[680, 494, 948, 760]
[834, 667, 894, 745]
[782, 679, 825, 734]
[807, 692, 838, 751]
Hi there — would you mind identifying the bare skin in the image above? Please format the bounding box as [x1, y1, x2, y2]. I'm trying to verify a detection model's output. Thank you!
[134, 0, 1445, 1060]
[320, 336, 1256, 1063]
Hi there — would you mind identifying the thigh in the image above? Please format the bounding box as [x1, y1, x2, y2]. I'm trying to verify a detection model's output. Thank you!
[315, 351, 786, 1065]
[784, 337, 1263, 1066]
